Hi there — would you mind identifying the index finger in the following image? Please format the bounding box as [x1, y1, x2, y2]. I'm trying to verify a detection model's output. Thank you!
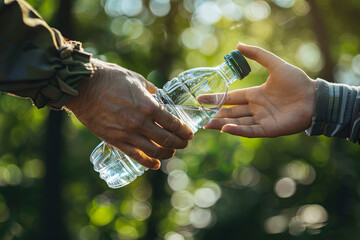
[198, 88, 257, 106]
[237, 43, 286, 72]
[153, 106, 194, 140]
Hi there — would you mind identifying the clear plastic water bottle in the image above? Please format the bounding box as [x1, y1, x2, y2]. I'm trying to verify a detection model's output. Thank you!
[90, 50, 251, 188]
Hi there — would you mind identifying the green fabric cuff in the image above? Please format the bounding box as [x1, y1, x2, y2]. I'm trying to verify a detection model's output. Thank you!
[0, 0, 93, 111]
[35, 39, 93, 110]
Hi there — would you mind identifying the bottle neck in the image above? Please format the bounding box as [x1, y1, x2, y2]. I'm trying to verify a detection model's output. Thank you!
[217, 62, 239, 85]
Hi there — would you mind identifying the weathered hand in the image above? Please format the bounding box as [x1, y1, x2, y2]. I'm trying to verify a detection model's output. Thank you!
[200, 43, 317, 138]
[66, 58, 193, 169]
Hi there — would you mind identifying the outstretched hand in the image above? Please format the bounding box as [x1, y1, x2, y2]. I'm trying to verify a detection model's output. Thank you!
[66, 58, 193, 169]
[200, 43, 317, 138]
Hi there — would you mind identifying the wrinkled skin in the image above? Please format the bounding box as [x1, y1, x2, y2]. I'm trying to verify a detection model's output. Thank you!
[66, 58, 193, 170]
[200, 43, 317, 138]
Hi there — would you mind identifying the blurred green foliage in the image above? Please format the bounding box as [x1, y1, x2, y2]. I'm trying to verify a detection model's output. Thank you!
[0, 0, 360, 239]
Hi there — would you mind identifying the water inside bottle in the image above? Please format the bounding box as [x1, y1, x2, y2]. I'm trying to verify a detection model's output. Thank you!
[172, 105, 219, 133]
[91, 141, 147, 188]
[157, 66, 229, 134]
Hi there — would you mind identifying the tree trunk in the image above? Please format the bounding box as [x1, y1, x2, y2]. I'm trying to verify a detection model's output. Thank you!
[42, 0, 73, 239]
[308, 0, 335, 82]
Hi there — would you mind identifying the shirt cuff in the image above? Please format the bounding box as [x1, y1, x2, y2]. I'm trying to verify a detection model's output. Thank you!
[34, 35, 94, 110]
[306, 78, 360, 143]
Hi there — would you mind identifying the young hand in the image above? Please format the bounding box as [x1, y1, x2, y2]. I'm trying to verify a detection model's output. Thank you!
[200, 43, 317, 138]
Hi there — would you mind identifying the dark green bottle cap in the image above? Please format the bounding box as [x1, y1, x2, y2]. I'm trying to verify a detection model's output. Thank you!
[224, 50, 251, 79]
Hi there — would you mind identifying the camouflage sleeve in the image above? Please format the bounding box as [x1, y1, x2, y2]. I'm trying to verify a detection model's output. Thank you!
[0, 0, 93, 110]
[306, 79, 360, 144]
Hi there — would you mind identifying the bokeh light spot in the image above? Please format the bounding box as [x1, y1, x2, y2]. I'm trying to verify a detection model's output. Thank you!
[190, 208, 213, 228]
[274, 177, 296, 198]
[122, 19, 144, 39]
[173, 209, 191, 226]
[352, 54, 360, 75]
[150, 0, 171, 17]
[4, 164, 22, 185]
[232, 166, 260, 187]
[22, 159, 45, 179]
[284, 160, 316, 185]
[165, 231, 185, 240]
[244, 1, 271, 22]
[293, 0, 310, 16]
[264, 215, 288, 234]
[122, 0, 143, 16]
[104, 0, 122, 17]
[180, 28, 202, 49]
[288, 216, 306, 236]
[110, 17, 127, 36]
[162, 157, 188, 174]
[296, 42, 324, 72]
[90, 206, 114, 226]
[183, 0, 195, 13]
[79, 225, 100, 240]
[171, 191, 194, 211]
[199, 35, 218, 55]
[298, 204, 328, 225]
[117, 225, 140, 239]
[194, 187, 218, 208]
[168, 170, 190, 191]
[132, 201, 152, 220]
[89, 199, 115, 227]
[272, 0, 295, 8]
[194, 2, 222, 25]
[220, 1, 243, 21]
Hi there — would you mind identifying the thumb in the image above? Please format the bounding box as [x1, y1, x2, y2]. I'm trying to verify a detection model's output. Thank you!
[237, 42, 285, 72]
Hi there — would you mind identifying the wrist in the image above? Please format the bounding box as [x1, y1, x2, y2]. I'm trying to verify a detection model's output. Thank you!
[65, 59, 99, 113]
[308, 78, 318, 118]
[302, 78, 317, 129]
[305, 78, 357, 139]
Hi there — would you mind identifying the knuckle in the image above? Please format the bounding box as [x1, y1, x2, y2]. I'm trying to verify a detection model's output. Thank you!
[163, 134, 187, 149]
[161, 134, 173, 148]
[126, 150, 142, 162]
[127, 116, 146, 129]
[117, 130, 129, 140]
[147, 147, 161, 158]
[142, 103, 157, 116]
[168, 118, 181, 132]
[160, 149, 175, 159]
[223, 107, 231, 116]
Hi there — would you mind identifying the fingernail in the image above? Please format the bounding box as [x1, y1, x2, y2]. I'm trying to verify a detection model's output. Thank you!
[189, 132, 194, 139]
[153, 160, 161, 170]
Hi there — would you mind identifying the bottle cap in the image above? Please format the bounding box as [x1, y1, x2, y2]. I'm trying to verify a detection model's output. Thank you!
[224, 50, 251, 79]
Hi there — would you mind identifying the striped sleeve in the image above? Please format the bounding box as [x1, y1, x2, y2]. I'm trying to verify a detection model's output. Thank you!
[306, 78, 360, 144]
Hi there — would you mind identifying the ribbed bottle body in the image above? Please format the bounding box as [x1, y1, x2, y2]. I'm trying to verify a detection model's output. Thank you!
[90, 142, 147, 188]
